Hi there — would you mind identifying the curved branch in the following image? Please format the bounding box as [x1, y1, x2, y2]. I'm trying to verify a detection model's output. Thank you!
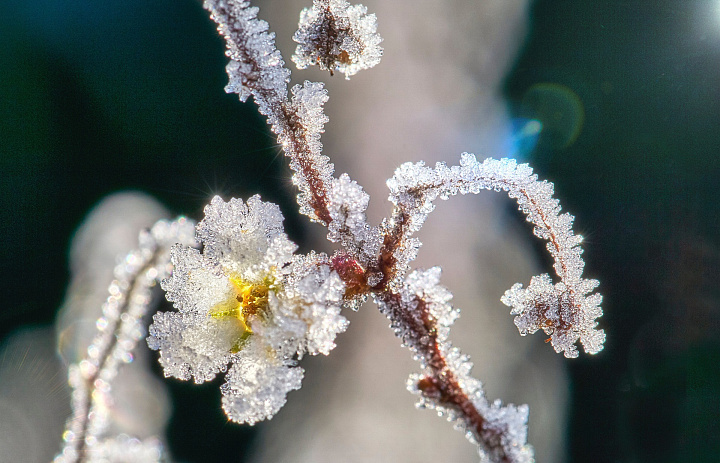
[55, 218, 195, 463]
[365, 154, 605, 462]
[386, 153, 605, 358]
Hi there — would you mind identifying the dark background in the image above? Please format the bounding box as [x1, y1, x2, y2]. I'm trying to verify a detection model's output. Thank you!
[2, 0, 719, 461]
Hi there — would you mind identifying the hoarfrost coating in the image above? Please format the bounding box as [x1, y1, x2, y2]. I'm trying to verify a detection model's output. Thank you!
[55, 0, 604, 462]
[388, 154, 605, 358]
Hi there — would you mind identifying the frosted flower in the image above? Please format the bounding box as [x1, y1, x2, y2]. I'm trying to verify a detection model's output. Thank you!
[148, 195, 347, 424]
[293, 0, 383, 79]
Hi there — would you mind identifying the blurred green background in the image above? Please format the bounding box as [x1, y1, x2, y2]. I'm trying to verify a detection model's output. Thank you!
[1, 0, 719, 461]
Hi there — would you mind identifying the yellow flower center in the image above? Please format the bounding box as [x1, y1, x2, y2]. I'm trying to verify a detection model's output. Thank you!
[209, 275, 272, 353]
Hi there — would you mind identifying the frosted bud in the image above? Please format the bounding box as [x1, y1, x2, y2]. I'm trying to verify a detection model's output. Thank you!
[293, 0, 383, 79]
[501, 274, 605, 358]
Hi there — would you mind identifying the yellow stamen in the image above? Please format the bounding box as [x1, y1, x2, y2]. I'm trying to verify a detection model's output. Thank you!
[209, 274, 272, 353]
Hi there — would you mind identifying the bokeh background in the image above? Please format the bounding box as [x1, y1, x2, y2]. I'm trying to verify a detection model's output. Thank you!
[2, 0, 720, 462]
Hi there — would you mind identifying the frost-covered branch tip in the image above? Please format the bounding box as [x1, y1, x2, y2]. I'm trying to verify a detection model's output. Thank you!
[387, 154, 605, 358]
[293, 0, 383, 79]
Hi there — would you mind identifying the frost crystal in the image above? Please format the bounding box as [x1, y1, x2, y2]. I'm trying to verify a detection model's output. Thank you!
[501, 274, 604, 358]
[149, 195, 347, 424]
[293, 0, 383, 79]
[79, 435, 164, 463]
[285, 80, 336, 223]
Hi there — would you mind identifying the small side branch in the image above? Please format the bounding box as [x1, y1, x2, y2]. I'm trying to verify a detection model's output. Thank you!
[387, 154, 605, 358]
[366, 154, 605, 461]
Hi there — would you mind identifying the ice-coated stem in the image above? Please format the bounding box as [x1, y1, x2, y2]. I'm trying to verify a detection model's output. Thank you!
[57, 241, 160, 462]
[204, 0, 336, 224]
[55, 219, 195, 463]
[376, 286, 532, 463]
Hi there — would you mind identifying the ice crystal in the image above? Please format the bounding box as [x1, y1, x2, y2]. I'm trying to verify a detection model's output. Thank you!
[148, 195, 347, 424]
[502, 274, 605, 358]
[285, 80, 336, 223]
[77, 435, 164, 463]
[326, 173, 381, 266]
[402, 267, 457, 342]
[293, 0, 383, 79]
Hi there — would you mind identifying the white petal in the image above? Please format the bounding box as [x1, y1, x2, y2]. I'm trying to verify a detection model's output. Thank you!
[147, 311, 237, 383]
[221, 353, 304, 425]
[161, 245, 233, 316]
